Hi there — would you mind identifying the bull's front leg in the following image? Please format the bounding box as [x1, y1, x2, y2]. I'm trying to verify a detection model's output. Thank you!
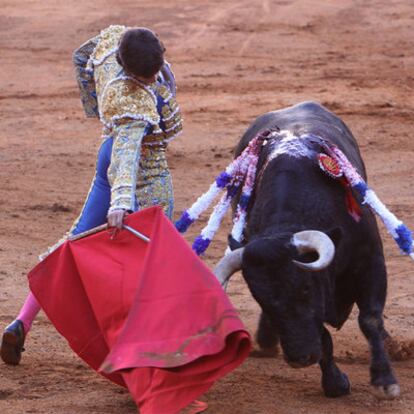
[358, 309, 400, 398]
[357, 254, 400, 399]
[319, 326, 351, 397]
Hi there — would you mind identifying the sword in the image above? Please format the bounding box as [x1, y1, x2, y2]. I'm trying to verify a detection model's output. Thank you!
[123, 225, 150, 243]
[68, 223, 150, 243]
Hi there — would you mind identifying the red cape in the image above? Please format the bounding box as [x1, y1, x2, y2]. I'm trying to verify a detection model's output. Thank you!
[28, 206, 251, 414]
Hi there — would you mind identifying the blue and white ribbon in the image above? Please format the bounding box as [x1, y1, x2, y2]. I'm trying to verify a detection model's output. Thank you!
[329, 146, 414, 260]
[175, 133, 266, 255]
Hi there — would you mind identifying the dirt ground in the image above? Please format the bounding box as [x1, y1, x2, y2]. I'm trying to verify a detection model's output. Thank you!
[0, 0, 413, 413]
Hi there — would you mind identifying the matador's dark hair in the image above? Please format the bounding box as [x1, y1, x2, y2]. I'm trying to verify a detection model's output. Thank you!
[116, 28, 165, 78]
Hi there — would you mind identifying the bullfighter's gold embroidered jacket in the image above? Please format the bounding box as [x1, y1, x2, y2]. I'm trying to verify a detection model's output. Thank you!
[73, 25, 182, 217]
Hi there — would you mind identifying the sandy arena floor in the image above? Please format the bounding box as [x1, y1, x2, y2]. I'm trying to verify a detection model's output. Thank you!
[0, 0, 413, 412]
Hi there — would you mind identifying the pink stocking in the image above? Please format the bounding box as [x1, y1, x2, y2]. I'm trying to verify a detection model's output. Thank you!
[16, 292, 41, 334]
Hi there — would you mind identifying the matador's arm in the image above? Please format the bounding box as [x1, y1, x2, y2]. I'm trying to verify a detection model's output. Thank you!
[72, 35, 100, 118]
[107, 120, 148, 213]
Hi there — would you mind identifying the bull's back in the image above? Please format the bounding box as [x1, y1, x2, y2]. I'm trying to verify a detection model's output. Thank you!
[236, 101, 367, 178]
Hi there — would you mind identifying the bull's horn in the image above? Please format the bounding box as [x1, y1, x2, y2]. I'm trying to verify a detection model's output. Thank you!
[214, 248, 245, 286]
[291, 230, 335, 271]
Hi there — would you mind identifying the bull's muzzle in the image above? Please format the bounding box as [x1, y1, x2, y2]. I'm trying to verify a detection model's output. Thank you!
[284, 352, 321, 368]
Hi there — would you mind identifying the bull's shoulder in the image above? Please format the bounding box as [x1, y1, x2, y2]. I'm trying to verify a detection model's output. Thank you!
[238, 101, 330, 147]
[274, 101, 342, 127]
[236, 100, 362, 161]
[287, 100, 326, 113]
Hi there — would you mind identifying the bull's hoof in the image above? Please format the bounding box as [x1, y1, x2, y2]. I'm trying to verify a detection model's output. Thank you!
[372, 383, 400, 400]
[322, 372, 351, 398]
[250, 346, 278, 358]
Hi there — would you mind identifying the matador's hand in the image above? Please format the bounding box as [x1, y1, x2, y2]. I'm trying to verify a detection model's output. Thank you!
[107, 209, 129, 229]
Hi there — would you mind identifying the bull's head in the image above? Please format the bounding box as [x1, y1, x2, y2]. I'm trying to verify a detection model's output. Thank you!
[215, 230, 335, 368]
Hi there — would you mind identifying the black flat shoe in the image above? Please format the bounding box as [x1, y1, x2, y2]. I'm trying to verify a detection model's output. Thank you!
[1, 319, 26, 365]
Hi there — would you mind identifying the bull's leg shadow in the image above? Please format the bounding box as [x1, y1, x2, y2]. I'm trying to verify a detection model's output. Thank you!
[251, 312, 279, 358]
[358, 310, 400, 398]
[319, 326, 351, 397]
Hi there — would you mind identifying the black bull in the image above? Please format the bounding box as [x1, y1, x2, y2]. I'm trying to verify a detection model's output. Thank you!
[219, 101, 400, 398]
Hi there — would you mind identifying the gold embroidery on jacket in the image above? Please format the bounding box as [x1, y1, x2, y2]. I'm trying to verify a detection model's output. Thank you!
[101, 80, 159, 126]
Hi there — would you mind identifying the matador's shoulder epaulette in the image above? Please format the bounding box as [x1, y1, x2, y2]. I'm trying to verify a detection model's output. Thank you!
[91, 25, 126, 64]
[100, 78, 161, 127]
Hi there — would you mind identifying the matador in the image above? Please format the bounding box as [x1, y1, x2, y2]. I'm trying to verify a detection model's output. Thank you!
[1, 24, 182, 365]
